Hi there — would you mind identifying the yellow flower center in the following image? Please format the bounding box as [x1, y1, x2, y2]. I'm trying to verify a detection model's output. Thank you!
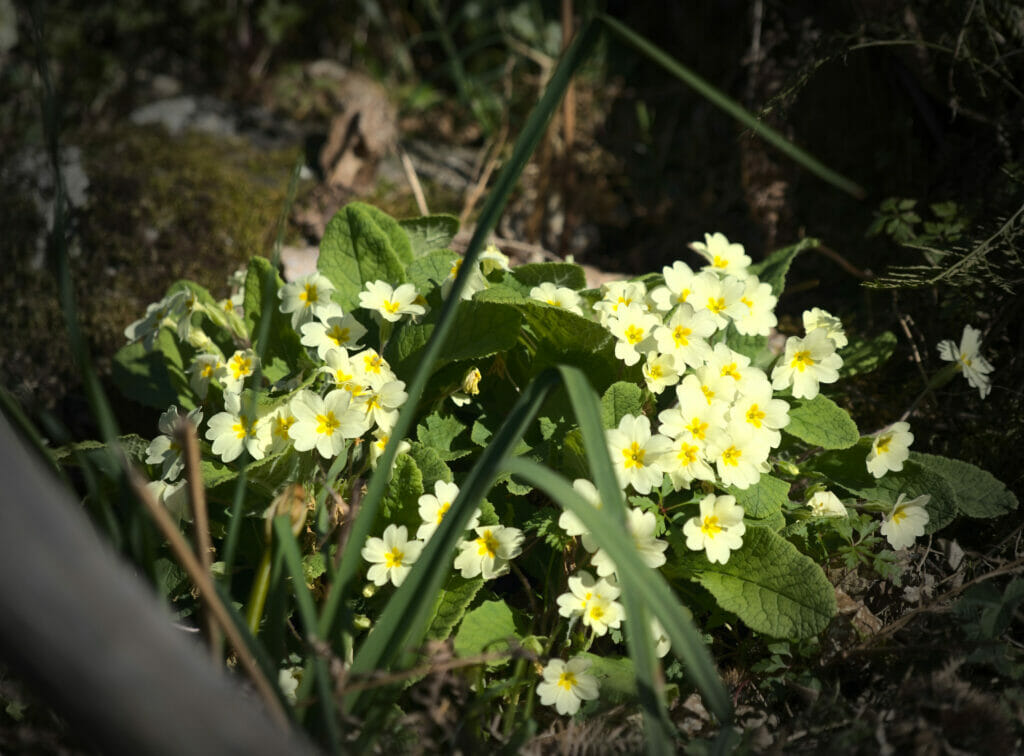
[300, 284, 318, 307]
[274, 414, 295, 439]
[364, 354, 384, 373]
[722, 446, 742, 467]
[720, 362, 740, 381]
[678, 443, 699, 464]
[232, 420, 247, 440]
[625, 324, 645, 345]
[677, 288, 691, 303]
[687, 418, 708, 440]
[622, 442, 646, 469]
[383, 299, 401, 315]
[476, 529, 499, 558]
[435, 501, 451, 524]
[712, 255, 728, 269]
[384, 547, 404, 569]
[960, 353, 972, 367]
[316, 411, 340, 436]
[791, 350, 815, 372]
[745, 404, 765, 428]
[546, 298, 561, 307]
[741, 295, 753, 311]
[701, 515, 722, 538]
[230, 354, 253, 380]
[876, 434, 892, 453]
[327, 324, 351, 346]
[557, 670, 577, 691]
[672, 325, 691, 347]
[449, 259, 463, 278]
[707, 297, 726, 314]
[588, 604, 606, 623]
[647, 363, 663, 379]
[201, 363, 216, 379]
[892, 508, 906, 524]
[701, 385, 715, 404]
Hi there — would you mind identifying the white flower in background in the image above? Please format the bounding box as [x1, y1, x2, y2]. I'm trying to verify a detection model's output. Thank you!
[205, 392, 269, 464]
[690, 271, 746, 330]
[416, 480, 480, 541]
[650, 617, 671, 658]
[451, 366, 482, 407]
[188, 353, 223, 400]
[705, 422, 771, 489]
[802, 307, 848, 348]
[299, 303, 367, 360]
[529, 282, 584, 316]
[453, 525, 524, 580]
[217, 349, 258, 396]
[321, 348, 367, 397]
[771, 328, 843, 400]
[652, 303, 715, 369]
[807, 490, 847, 518]
[361, 524, 423, 587]
[124, 291, 185, 350]
[606, 414, 673, 494]
[267, 404, 298, 454]
[556, 572, 624, 637]
[649, 260, 696, 312]
[278, 272, 336, 329]
[146, 478, 189, 523]
[690, 232, 752, 277]
[358, 280, 426, 322]
[146, 405, 204, 481]
[479, 243, 511, 275]
[288, 389, 368, 458]
[593, 280, 648, 325]
[642, 352, 680, 394]
[938, 324, 994, 399]
[734, 275, 778, 336]
[172, 288, 204, 341]
[536, 656, 599, 716]
[879, 493, 930, 550]
[443, 256, 489, 301]
[559, 478, 602, 537]
[683, 493, 746, 564]
[866, 421, 914, 478]
[585, 506, 668, 577]
[607, 303, 660, 366]
[368, 428, 411, 469]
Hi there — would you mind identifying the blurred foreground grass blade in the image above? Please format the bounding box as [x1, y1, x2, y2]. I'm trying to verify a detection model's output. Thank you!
[344, 371, 561, 716]
[597, 13, 865, 200]
[315, 18, 602, 646]
[273, 516, 343, 752]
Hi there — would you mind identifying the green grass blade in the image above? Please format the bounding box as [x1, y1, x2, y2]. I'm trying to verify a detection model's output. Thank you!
[344, 371, 560, 715]
[597, 13, 865, 199]
[315, 17, 602, 646]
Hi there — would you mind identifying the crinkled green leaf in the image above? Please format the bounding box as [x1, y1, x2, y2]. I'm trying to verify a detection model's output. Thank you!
[748, 237, 819, 297]
[406, 441, 453, 488]
[317, 203, 407, 309]
[600, 381, 642, 429]
[516, 302, 618, 389]
[473, 281, 530, 303]
[453, 599, 517, 668]
[911, 452, 1018, 519]
[785, 394, 859, 449]
[111, 340, 180, 410]
[406, 248, 458, 296]
[416, 413, 471, 461]
[839, 331, 897, 378]
[727, 474, 789, 520]
[381, 453, 424, 521]
[425, 575, 484, 642]
[398, 214, 459, 258]
[684, 526, 836, 639]
[580, 653, 636, 704]
[358, 202, 414, 264]
[511, 262, 587, 290]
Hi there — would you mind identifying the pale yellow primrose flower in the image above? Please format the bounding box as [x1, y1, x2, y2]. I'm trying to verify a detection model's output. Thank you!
[358, 280, 426, 323]
[771, 328, 843, 400]
[124, 290, 186, 351]
[807, 490, 847, 518]
[205, 391, 269, 464]
[728, 376, 790, 448]
[683, 493, 746, 564]
[146, 478, 190, 523]
[321, 348, 366, 396]
[734, 275, 778, 337]
[288, 389, 369, 458]
[536, 657, 599, 716]
[938, 324, 994, 399]
[278, 272, 336, 329]
[188, 353, 223, 400]
[658, 375, 729, 444]
[416, 480, 480, 542]
[652, 303, 715, 369]
[802, 307, 848, 348]
[641, 352, 681, 394]
[479, 243, 511, 275]
[705, 422, 771, 490]
[146, 405, 204, 481]
[442, 255, 489, 301]
[593, 280, 648, 326]
[529, 282, 584, 316]
[556, 571, 624, 637]
[451, 366, 482, 407]
[606, 414, 673, 494]
[584, 507, 668, 578]
[361, 524, 423, 587]
[299, 303, 367, 360]
[358, 374, 408, 433]
[866, 421, 914, 478]
[659, 433, 716, 491]
[368, 428, 411, 470]
[606, 303, 660, 366]
[453, 525, 524, 580]
[690, 232, 752, 277]
[649, 260, 696, 312]
[559, 478, 601, 537]
[217, 349, 258, 396]
[879, 493, 930, 550]
[690, 270, 746, 330]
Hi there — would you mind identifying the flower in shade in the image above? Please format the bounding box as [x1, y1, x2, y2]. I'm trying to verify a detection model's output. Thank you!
[361, 524, 423, 587]
[188, 353, 223, 400]
[146, 405, 204, 481]
[536, 656, 599, 716]
[806, 489, 847, 518]
[866, 421, 913, 478]
[683, 493, 746, 564]
[529, 282, 584, 316]
[556, 571, 624, 637]
[938, 324, 994, 399]
[802, 308, 847, 348]
[453, 525, 524, 580]
[558, 478, 602, 537]
[879, 493, 930, 550]
[585, 506, 668, 578]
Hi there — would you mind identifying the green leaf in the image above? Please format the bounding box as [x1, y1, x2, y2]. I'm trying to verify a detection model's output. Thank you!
[381, 453, 424, 521]
[243, 256, 303, 374]
[318, 203, 407, 309]
[748, 237, 819, 297]
[359, 203, 414, 264]
[406, 442, 453, 488]
[426, 575, 484, 642]
[516, 302, 618, 388]
[579, 653, 636, 705]
[910, 452, 1018, 519]
[111, 340, 179, 410]
[785, 394, 859, 449]
[416, 413, 471, 461]
[685, 526, 836, 639]
[600, 381, 642, 429]
[727, 475, 790, 520]
[839, 331, 897, 378]
[399, 214, 460, 257]
[388, 300, 522, 376]
[511, 262, 587, 290]
[406, 248, 458, 296]
[453, 599, 517, 667]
